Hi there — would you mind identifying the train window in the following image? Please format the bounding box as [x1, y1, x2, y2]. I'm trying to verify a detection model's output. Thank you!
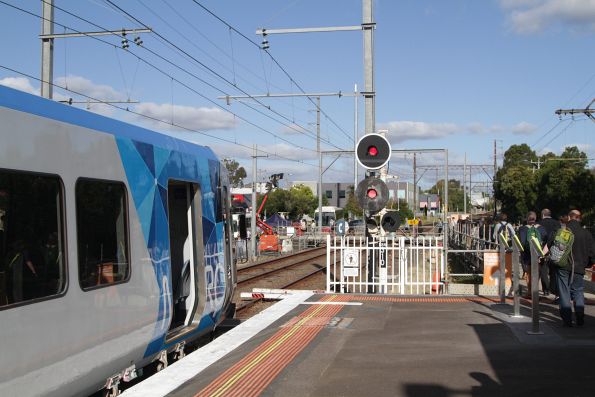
[76, 179, 129, 290]
[0, 170, 66, 308]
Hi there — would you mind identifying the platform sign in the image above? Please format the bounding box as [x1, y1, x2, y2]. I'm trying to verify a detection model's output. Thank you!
[335, 219, 348, 236]
[343, 248, 359, 277]
[407, 219, 419, 226]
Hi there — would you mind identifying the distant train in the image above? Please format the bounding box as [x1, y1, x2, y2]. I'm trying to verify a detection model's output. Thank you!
[0, 85, 237, 396]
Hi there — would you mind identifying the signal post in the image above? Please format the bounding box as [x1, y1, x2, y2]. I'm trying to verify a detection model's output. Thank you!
[354, 133, 400, 293]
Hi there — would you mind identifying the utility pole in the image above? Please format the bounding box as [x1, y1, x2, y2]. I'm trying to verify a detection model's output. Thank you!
[40, 0, 54, 99]
[413, 154, 418, 213]
[317, 96, 323, 230]
[219, 92, 356, 230]
[39, 0, 151, 99]
[493, 140, 497, 218]
[530, 158, 543, 173]
[251, 145, 267, 261]
[362, 0, 375, 136]
[354, 83, 359, 190]
[555, 98, 595, 122]
[256, 1, 374, 129]
[463, 153, 467, 214]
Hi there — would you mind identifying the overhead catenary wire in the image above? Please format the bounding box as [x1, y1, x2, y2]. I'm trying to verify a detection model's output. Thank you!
[102, 0, 346, 149]
[2, 1, 344, 153]
[189, 0, 355, 143]
[73, 0, 333, 145]
[30, 0, 336, 149]
[156, 0, 315, 116]
[0, 64, 320, 168]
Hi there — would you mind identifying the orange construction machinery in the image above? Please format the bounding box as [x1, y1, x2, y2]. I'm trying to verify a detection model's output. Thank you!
[256, 174, 283, 253]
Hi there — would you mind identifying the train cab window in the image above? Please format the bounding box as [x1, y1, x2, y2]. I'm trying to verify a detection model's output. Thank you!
[76, 179, 129, 289]
[0, 170, 66, 308]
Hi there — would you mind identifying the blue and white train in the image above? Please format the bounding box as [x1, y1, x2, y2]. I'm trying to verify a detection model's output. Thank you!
[0, 84, 237, 396]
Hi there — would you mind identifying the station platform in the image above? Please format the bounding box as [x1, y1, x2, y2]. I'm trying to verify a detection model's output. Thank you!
[123, 292, 595, 397]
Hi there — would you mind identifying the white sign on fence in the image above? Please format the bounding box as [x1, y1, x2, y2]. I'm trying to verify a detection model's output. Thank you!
[343, 248, 359, 277]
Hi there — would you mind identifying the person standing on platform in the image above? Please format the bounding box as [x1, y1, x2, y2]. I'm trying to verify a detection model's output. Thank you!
[518, 211, 547, 298]
[556, 210, 595, 327]
[493, 213, 515, 245]
[540, 209, 561, 300]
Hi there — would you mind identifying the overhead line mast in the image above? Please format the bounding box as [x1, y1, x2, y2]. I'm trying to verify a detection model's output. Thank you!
[39, 0, 151, 99]
[555, 98, 595, 122]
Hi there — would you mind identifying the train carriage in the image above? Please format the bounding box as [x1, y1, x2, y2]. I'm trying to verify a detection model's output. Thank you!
[0, 84, 237, 396]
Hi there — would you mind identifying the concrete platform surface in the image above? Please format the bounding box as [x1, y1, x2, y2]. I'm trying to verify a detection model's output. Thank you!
[125, 293, 595, 397]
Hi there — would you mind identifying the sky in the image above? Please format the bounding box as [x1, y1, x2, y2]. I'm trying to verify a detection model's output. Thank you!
[0, 0, 594, 192]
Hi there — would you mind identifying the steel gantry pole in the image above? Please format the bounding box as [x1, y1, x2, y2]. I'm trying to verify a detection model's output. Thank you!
[362, 0, 375, 136]
[39, 0, 150, 100]
[40, 0, 54, 99]
[250, 146, 267, 261]
[354, 83, 359, 190]
[317, 97, 323, 230]
[251, 145, 257, 260]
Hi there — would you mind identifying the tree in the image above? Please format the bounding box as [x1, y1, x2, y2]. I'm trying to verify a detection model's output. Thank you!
[535, 146, 595, 220]
[343, 185, 362, 218]
[223, 158, 247, 188]
[494, 144, 538, 222]
[260, 184, 321, 220]
[428, 179, 467, 212]
[493, 144, 594, 224]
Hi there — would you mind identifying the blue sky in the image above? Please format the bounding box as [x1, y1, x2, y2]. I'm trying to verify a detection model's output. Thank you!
[0, 0, 594, 190]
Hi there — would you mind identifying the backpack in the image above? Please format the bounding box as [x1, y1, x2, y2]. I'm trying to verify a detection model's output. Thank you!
[549, 228, 574, 268]
[524, 225, 542, 253]
[496, 222, 512, 245]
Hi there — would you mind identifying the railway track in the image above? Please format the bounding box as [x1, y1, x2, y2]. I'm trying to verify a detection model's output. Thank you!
[234, 247, 329, 317]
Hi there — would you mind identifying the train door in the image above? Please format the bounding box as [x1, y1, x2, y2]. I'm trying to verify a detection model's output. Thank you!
[220, 182, 237, 315]
[166, 180, 204, 335]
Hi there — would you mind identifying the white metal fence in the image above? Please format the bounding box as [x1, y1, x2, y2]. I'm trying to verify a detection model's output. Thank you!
[326, 234, 445, 295]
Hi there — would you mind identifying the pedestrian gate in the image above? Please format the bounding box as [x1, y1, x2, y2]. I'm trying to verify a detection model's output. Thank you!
[326, 235, 445, 294]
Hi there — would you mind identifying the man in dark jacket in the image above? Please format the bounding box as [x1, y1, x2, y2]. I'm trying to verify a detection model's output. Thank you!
[540, 209, 561, 242]
[540, 208, 561, 298]
[557, 210, 595, 327]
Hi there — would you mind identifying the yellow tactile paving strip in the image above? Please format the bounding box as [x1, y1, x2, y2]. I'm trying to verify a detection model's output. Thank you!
[194, 295, 345, 397]
[193, 294, 502, 396]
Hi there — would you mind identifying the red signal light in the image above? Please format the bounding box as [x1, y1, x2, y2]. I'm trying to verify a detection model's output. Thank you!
[367, 145, 378, 157]
[367, 188, 378, 199]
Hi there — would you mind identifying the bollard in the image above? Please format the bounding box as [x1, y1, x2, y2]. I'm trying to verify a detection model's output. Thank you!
[497, 233, 508, 304]
[527, 237, 544, 335]
[511, 236, 522, 318]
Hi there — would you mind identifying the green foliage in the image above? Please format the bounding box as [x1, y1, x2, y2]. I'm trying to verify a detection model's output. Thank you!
[428, 179, 467, 212]
[223, 158, 247, 188]
[343, 185, 362, 218]
[261, 184, 320, 220]
[535, 146, 595, 219]
[386, 198, 413, 222]
[494, 144, 594, 224]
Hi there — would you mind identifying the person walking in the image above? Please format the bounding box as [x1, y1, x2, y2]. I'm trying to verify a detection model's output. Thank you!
[556, 210, 595, 327]
[493, 213, 515, 245]
[518, 211, 547, 298]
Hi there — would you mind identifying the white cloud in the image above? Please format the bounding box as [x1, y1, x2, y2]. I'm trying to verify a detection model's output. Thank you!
[0, 76, 96, 105]
[379, 120, 537, 143]
[133, 102, 236, 131]
[0, 77, 39, 95]
[380, 121, 461, 143]
[511, 121, 538, 135]
[55, 75, 126, 101]
[500, 0, 595, 34]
